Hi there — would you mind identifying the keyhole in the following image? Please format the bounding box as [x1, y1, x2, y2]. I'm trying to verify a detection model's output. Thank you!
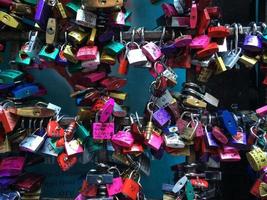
[99, 0, 106, 4]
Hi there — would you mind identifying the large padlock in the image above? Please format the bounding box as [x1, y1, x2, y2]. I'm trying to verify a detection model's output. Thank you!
[77, 46, 98, 61]
[92, 113, 114, 140]
[246, 146, 267, 171]
[141, 42, 162, 62]
[99, 98, 114, 123]
[39, 45, 59, 61]
[121, 171, 141, 200]
[219, 146, 241, 162]
[111, 127, 134, 148]
[126, 42, 147, 66]
[76, 8, 97, 28]
[86, 169, 113, 185]
[243, 23, 262, 53]
[19, 128, 46, 152]
[34, 0, 51, 29]
[152, 107, 171, 127]
[0, 11, 22, 29]
[112, 11, 126, 27]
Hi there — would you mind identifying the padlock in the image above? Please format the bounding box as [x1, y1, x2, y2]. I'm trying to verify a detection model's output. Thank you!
[206, 6, 221, 18]
[219, 110, 237, 136]
[162, 66, 178, 87]
[145, 130, 163, 150]
[86, 169, 113, 185]
[259, 182, 267, 197]
[190, 3, 197, 29]
[256, 105, 267, 117]
[82, 71, 106, 84]
[92, 113, 114, 140]
[64, 120, 77, 142]
[46, 18, 57, 45]
[76, 8, 97, 28]
[11, 83, 40, 99]
[82, 0, 123, 9]
[0, 69, 24, 84]
[243, 23, 262, 53]
[15, 51, 31, 65]
[190, 178, 209, 189]
[141, 42, 162, 62]
[112, 128, 134, 148]
[174, 35, 192, 48]
[65, 138, 84, 156]
[34, 0, 51, 29]
[161, 3, 178, 17]
[57, 152, 78, 171]
[106, 167, 123, 196]
[100, 76, 127, 91]
[40, 138, 59, 156]
[47, 120, 64, 138]
[239, 55, 258, 68]
[0, 11, 22, 29]
[98, 98, 114, 123]
[0, 108, 18, 133]
[77, 46, 98, 61]
[23, 31, 42, 59]
[152, 107, 171, 127]
[0, 156, 25, 177]
[164, 133, 185, 148]
[176, 111, 189, 134]
[196, 42, 218, 59]
[104, 41, 125, 56]
[63, 44, 78, 63]
[121, 171, 141, 200]
[149, 61, 165, 78]
[208, 26, 230, 38]
[214, 53, 227, 74]
[197, 67, 213, 83]
[250, 179, 262, 198]
[112, 11, 126, 27]
[160, 41, 177, 55]
[81, 52, 100, 69]
[219, 146, 241, 162]
[171, 16, 189, 28]
[246, 146, 267, 171]
[126, 42, 147, 66]
[56, 48, 68, 65]
[56, 1, 67, 19]
[0, 135, 11, 154]
[197, 8, 210, 35]
[68, 30, 87, 45]
[100, 51, 116, 65]
[10, 2, 33, 15]
[190, 35, 210, 49]
[229, 128, 247, 150]
[19, 128, 46, 152]
[75, 124, 90, 145]
[204, 126, 219, 148]
[180, 120, 198, 141]
[211, 126, 228, 144]
[223, 48, 242, 69]
[172, 176, 188, 193]
[39, 45, 59, 61]
[123, 143, 144, 155]
[183, 95, 207, 108]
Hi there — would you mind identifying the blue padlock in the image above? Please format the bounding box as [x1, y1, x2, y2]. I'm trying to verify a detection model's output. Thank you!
[11, 83, 39, 99]
[219, 110, 238, 136]
[160, 42, 177, 55]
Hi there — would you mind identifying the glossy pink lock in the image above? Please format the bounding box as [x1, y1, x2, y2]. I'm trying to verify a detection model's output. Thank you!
[145, 131, 163, 150]
[99, 98, 114, 123]
[92, 112, 114, 140]
[194, 121, 204, 137]
[190, 35, 210, 49]
[256, 105, 267, 117]
[219, 146, 241, 162]
[76, 46, 98, 61]
[149, 61, 165, 78]
[106, 167, 123, 196]
[65, 139, 84, 156]
[174, 35, 192, 48]
[141, 42, 162, 62]
[111, 128, 134, 148]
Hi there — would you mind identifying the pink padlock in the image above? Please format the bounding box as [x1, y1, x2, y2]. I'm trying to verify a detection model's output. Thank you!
[111, 128, 134, 148]
[190, 35, 210, 49]
[256, 105, 267, 117]
[219, 146, 241, 162]
[194, 121, 205, 137]
[92, 112, 114, 140]
[141, 42, 162, 62]
[83, 71, 106, 83]
[81, 52, 100, 70]
[99, 98, 115, 123]
[76, 46, 98, 61]
[106, 167, 123, 196]
[149, 61, 165, 78]
[212, 126, 228, 144]
[145, 130, 163, 150]
[174, 35, 192, 48]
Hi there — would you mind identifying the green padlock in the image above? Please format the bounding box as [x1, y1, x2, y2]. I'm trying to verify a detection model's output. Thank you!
[185, 181, 195, 200]
[15, 51, 31, 66]
[75, 124, 90, 144]
[104, 41, 125, 56]
[66, 1, 80, 13]
[0, 69, 24, 83]
[39, 45, 59, 61]
[49, 139, 64, 154]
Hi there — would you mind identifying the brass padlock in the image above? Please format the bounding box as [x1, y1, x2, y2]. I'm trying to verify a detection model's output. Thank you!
[68, 30, 87, 45]
[46, 18, 57, 45]
[0, 11, 22, 29]
[197, 67, 213, 83]
[87, 28, 97, 46]
[56, 1, 68, 19]
[180, 120, 198, 141]
[239, 55, 258, 68]
[63, 44, 78, 63]
[246, 146, 267, 171]
[215, 53, 227, 74]
[100, 51, 116, 65]
[0, 135, 11, 154]
[259, 182, 267, 197]
[183, 96, 207, 108]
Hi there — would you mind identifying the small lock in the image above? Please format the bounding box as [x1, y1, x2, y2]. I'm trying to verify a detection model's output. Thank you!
[164, 133, 185, 148]
[46, 18, 57, 45]
[170, 16, 189, 28]
[121, 171, 141, 200]
[23, 31, 42, 59]
[0, 11, 22, 29]
[77, 46, 98, 61]
[197, 8, 210, 35]
[112, 127, 134, 148]
[190, 35, 210, 49]
[145, 130, 163, 151]
[56, 1, 67, 19]
[92, 112, 114, 140]
[65, 139, 84, 156]
[239, 55, 258, 68]
[112, 11, 126, 27]
[141, 42, 162, 62]
[39, 45, 59, 61]
[223, 48, 242, 69]
[104, 41, 125, 56]
[68, 30, 87, 45]
[214, 53, 227, 74]
[15, 51, 31, 66]
[180, 120, 198, 141]
[126, 42, 148, 66]
[0, 69, 24, 84]
[63, 44, 78, 64]
[100, 51, 116, 65]
[197, 67, 213, 83]
[76, 8, 97, 28]
[243, 23, 262, 53]
[152, 107, 171, 127]
[246, 146, 267, 171]
[162, 66, 178, 87]
[40, 138, 59, 156]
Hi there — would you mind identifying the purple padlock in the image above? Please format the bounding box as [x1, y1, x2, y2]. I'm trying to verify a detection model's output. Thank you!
[35, 0, 52, 29]
[229, 130, 247, 150]
[205, 128, 219, 148]
[161, 42, 177, 55]
[243, 35, 262, 52]
[153, 108, 171, 127]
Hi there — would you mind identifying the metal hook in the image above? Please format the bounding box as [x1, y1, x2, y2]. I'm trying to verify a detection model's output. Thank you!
[232, 23, 239, 52]
[141, 27, 145, 44]
[237, 23, 243, 35]
[39, 119, 43, 130]
[131, 28, 136, 44]
[159, 26, 166, 47]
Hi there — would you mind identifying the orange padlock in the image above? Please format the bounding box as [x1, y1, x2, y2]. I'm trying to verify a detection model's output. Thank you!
[121, 171, 141, 200]
[208, 26, 230, 38]
[197, 8, 210, 35]
[118, 51, 129, 75]
[196, 42, 218, 59]
[0, 108, 19, 134]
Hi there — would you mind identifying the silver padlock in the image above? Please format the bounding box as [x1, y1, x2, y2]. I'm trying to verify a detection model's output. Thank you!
[164, 133, 185, 148]
[126, 42, 148, 66]
[162, 65, 178, 86]
[152, 89, 175, 108]
[76, 8, 97, 28]
[23, 31, 42, 59]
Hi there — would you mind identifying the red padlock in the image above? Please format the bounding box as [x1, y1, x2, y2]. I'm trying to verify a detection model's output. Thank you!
[250, 179, 262, 198]
[196, 42, 218, 59]
[100, 76, 127, 91]
[80, 180, 97, 197]
[211, 126, 228, 144]
[197, 8, 210, 35]
[118, 51, 129, 75]
[57, 152, 78, 171]
[0, 108, 19, 134]
[190, 3, 198, 29]
[208, 26, 230, 38]
[123, 143, 144, 155]
[121, 171, 141, 200]
[47, 120, 64, 138]
[190, 178, 209, 189]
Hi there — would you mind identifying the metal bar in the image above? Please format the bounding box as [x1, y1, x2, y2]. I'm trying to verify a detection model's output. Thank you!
[0, 26, 262, 42]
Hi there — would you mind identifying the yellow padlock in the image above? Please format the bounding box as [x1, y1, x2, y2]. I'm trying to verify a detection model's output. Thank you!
[100, 51, 116, 65]
[82, 0, 123, 9]
[109, 91, 127, 101]
[56, 1, 68, 19]
[183, 95, 207, 108]
[63, 44, 78, 64]
[68, 30, 87, 45]
[246, 146, 267, 171]
[0, 11, 21, 29]
[259, 182, 267, 197]
[87, 28, 97, 46]
[215, 53, 227, 74]
[239, 55, 258, 68]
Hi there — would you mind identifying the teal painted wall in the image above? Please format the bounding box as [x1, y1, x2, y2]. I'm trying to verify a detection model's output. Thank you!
[3, 0, 186, 198]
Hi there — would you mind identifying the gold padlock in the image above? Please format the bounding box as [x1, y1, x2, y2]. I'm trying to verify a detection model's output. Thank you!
[68, 30, 88, 45]
[197, 67, 213, 83]
[63, 44, 78, 64]
[239, 55, 258, 68]
[0, 11, 22, 29]
[183, 96, 207, 108]
[87, 28, 97, 46]
[109, 91, 127, 101]
[46, 18, 57, 45]
[246, 146, 267, 171]
[82, 0, 123, 9]
[0, 135, 11, 154]
[56, 1, 68, 19]
[100, 51, 116, 65]
[215, 53, 227, 74]
[10, 3, 32, 15]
